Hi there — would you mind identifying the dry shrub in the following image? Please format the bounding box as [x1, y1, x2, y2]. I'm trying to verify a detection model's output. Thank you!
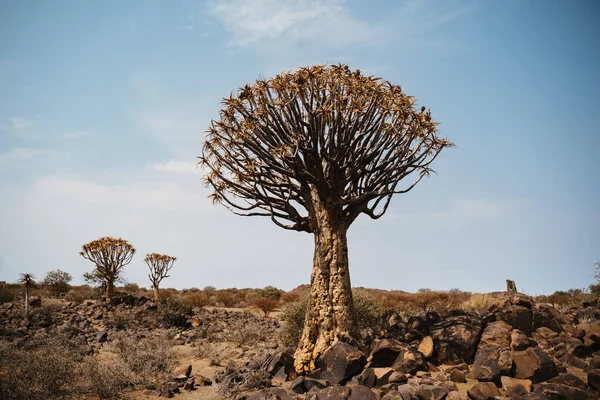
[535, 289, 595, 310]
[112, 331, 175, 385]
[250, 297, 279, 316]
[280, 291, 300, 304]
[158, 296, 193, 328]
[196, 341, 238, 366]
[216, 291, 239, 307]
[183, 292, 213, 308]
[227, 319, 265, 347]
[0, 335, 85, 400]
[462, 293, 494, 315]
[65, 285, 98, 303]
[79, 356, 131, 399]
[214, 369, 271, 398]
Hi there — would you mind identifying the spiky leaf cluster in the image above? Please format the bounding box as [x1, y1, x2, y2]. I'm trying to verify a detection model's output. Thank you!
[18, 273, 36, 287]
[145, 253, 176, 287]
[199, 64, 454, 232]
[79, 237, 135, 281]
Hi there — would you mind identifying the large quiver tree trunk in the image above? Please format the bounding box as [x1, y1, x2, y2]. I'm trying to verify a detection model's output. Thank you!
[293, 196, 358, 374]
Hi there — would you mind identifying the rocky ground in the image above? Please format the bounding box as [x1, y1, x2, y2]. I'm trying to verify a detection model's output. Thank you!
[1, 291, 600, 399]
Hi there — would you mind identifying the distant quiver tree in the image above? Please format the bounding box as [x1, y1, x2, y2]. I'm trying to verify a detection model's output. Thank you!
[79, 237, 135, 300]
[18, 273, 35, 317]
[199, 64, 454, 373]
[145, 253, 176, 301]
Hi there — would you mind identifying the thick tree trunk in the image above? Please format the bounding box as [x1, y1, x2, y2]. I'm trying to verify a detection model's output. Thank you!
[153, 285, 160, 302]
[293, 198, 358, 374]
[105, 278, 115, 300]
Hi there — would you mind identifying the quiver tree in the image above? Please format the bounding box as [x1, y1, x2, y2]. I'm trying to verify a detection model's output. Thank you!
[145, 253, 176, 301]
[199, 64, 454, 373]
[18, 273, 35, 316]
[79, 237, 135, 300]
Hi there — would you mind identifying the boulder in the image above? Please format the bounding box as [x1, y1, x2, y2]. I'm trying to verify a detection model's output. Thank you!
[470, 343, 512, 384]
[533, 373, 596, 400]
[315, 342, 365, 385]
[587, 368, 600, 392]
[390, 344, 427, 374]
[512, 347, 559, 383]
[307, 386, 351, 400]
[416, 385, 448, 400]
[266, 351, 295, 377]
[247, 388, 296, 400]
[501, 376, 532, 395]
[511, 329, 536, 351]
[492, 305, 533, 336]
[449, 368, 466, 383]
[348, 385, 377, 400]
[367, 339, 407, 367]
[418, 336, 435, 359]
[466, 382, 500, 400]
[430, 314, 484, 364]
[172, 364, 192, 378]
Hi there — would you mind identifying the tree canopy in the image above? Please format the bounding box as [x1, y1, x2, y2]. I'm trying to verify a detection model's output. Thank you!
[199, 64, 453, 231]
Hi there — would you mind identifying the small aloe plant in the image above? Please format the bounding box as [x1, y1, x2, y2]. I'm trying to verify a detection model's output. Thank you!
[18, 273, 35, 317]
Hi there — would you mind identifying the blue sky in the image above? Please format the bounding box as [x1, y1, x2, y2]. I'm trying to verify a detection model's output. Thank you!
[0, 0, 598, 294]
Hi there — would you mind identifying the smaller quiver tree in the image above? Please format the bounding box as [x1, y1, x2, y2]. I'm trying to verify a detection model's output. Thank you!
[79, 237, 135, 301]
[145, 253, 176, 301]
[18, 273, 36, 317]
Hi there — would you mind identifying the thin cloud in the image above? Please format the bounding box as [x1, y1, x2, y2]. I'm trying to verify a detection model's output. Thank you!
[0, 147, 59, 166]
[61, 130, 101, 140]
[205, 0, 380, 48]
[153, 160, 201, 174]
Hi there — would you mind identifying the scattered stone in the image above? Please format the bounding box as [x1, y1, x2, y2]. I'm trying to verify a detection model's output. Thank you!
[430, 314, 484, 364]
[315, 342, 366, 385]
[390, 343, 427, 374]
[349, 385, 377, 400]
[367, 339, 408, 367]
[418, 336, 434, 359]
[512, 346, 559, 383]
[466, 382, 501, 400]
[501, 376, 532, 396]
[587, 369, 600, 392]
[172, 364, 192, 378]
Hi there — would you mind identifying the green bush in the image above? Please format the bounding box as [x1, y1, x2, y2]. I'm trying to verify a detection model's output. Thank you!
[43, 269, 72, 296]
[278, 291, 381, 349]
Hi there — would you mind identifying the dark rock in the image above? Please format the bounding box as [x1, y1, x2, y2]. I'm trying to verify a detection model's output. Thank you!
[95, 331, 108, 343]
[396, 383, 420, 400]
[471, 321, 513, 384]
[304, 377, 328, 392]
[559, 353, 587, 369]
[29, 296, 42, 307]
[291, 376, 306, 394]
[501, 376, 532, 396]
[416, 385, 448, 400]
[533, 382, 596, 400]
[247, 388, 295, 400]
[512, 347, 559, 383]
[466, 382, 500, 400]
[493, 305, 533, 336]
[183, 378, 195, 390]
[587, 369, 600, 392]
[449, 368, 466, 383]
[357, 368, 376, 388]
[390, 343, 427, 374]
[348, 385, 378, 400]
[367, 338, 407, 368]
[272, 366, 288, 386]
[430, 314, 484, 364]
[511, 329, 536, 351]
[266, 351, 295, 377]
[307, 386, 350, 400]
[532, 306, 563, 333]
[315, 342, 366, 385]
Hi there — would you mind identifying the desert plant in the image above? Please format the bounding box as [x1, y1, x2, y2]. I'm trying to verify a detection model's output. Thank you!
[145, 252, 176, 301]
[250, 296, 279, 317]
[17, 272, 35, 316]
[216, 291, 238, 307]
[463, 293, 494, 316]
[214, 369, 271, 398]
[259, 285, 282, 300]
[0, 285, 13, 304]
[199, 64, 453, 373]
[43, 269, 72, 296]
[112, 331, 175, 385]
[0, 335, 84, 400]
[196, 341, 238, 366]
[79, 356, 131, 399]
[279, 293, 381, 349]
[183, 292, 213, 309]
[79, 237, 136, 300]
